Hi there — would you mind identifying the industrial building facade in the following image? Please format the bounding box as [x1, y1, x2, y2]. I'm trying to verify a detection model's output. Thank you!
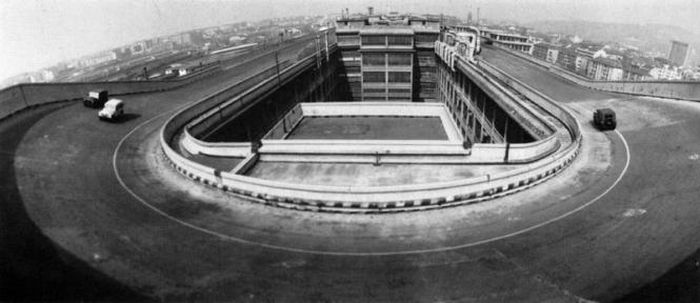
[335, 13, 440, 101]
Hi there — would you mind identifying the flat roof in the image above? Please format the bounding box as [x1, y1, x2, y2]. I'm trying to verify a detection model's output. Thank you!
[286, 116, 448, 140]
[360, 28, 415, 35]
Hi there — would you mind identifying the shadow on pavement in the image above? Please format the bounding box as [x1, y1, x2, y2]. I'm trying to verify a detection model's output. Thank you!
[0, 104, 150, 302]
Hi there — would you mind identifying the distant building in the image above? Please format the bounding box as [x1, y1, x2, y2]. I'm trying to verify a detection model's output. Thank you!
[481, 29, 533, 54]
[575, 43, 606, 74]
[649, 65, 682, 80]
[532, 42, 560, 63]
[228, 35, 246, 44]
[130, 41, 148, 55]
[586, 57, 623, 81]
[621, 59, 650, 81]
[556, 46, 578, 71]
[668, 40, 690, 67]
[78, 51, 117, 68]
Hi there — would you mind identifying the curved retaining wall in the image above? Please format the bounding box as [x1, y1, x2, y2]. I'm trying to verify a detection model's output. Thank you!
[162, 130, 579, 212]
[160, 40, 583, 213]
[0, 65, 220, 121]
[0, 33, 326, 122]
[181, 130, 252, 157]
[489, 45, 700, 102]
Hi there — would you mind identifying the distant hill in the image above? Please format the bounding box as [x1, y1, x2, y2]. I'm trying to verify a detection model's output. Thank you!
[524, 20, 699, 65]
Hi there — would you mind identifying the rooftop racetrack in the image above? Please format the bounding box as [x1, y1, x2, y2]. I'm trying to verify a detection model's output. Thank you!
[2, 46, 700, 302]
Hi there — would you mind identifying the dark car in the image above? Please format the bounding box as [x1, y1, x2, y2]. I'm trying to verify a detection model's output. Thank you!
[593, 108, 616, 130]
[83, 89, 109, 108]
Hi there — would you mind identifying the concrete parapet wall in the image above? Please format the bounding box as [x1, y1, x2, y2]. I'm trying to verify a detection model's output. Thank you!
[181, 130, 252, 157]
[259, 139, 467, 154]
[0, 65, 220, 121]
[470, 134, 559, 163]
[490, 44, 700, 101]
[263, 104, 304, 140]
[257, 153, 473, 164]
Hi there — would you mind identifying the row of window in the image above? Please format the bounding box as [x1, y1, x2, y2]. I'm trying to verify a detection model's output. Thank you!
[362, 72, 412, 83]
[337, 35, 360, 45]
[361, 54, 412, 66]
[360, 35, 413, 46]
[362, 88, 412, 94]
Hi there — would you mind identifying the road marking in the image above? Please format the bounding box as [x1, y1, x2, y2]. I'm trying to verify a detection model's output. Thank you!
[114, 106, 631, 256]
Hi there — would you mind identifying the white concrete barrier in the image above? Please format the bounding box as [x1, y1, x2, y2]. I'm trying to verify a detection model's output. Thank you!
[181, 130, 252, 157]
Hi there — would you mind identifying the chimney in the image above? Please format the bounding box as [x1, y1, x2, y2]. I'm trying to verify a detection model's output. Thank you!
[368, 6, 374, 16]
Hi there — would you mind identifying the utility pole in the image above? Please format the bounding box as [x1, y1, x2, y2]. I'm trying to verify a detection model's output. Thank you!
[275, 51, 282, 87]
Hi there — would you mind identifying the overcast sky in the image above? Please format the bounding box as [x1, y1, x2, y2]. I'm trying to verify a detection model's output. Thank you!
[1, 0, 699, 81]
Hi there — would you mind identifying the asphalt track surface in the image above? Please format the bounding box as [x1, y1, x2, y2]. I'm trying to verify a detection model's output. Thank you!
[1, 46, 699, 302]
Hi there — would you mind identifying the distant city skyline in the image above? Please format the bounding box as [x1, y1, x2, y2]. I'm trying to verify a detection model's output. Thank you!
[2, 0, 699, 82]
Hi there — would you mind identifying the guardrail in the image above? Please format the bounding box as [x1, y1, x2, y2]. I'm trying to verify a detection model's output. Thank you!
[160, 34, 582, 213]
[488, 44, 700, 102]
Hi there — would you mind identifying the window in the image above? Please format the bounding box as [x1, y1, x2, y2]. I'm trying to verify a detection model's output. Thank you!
[417, 54, 436, 66]
[337, 35, 359, 45]
[387, 35, 412, 46]
[361, 35, 385, 46]
[345, 66, 361, 73]
[363, 88, 386, 93]
[363, 72, 385, 83]
[387, 53, 412, 66]
[387, 72, 411, 83]
[388, 89, 411, 94]
[362, 54, 385, 66]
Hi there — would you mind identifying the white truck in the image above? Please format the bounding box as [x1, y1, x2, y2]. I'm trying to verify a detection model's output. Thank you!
[98, 99, 124, 121]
